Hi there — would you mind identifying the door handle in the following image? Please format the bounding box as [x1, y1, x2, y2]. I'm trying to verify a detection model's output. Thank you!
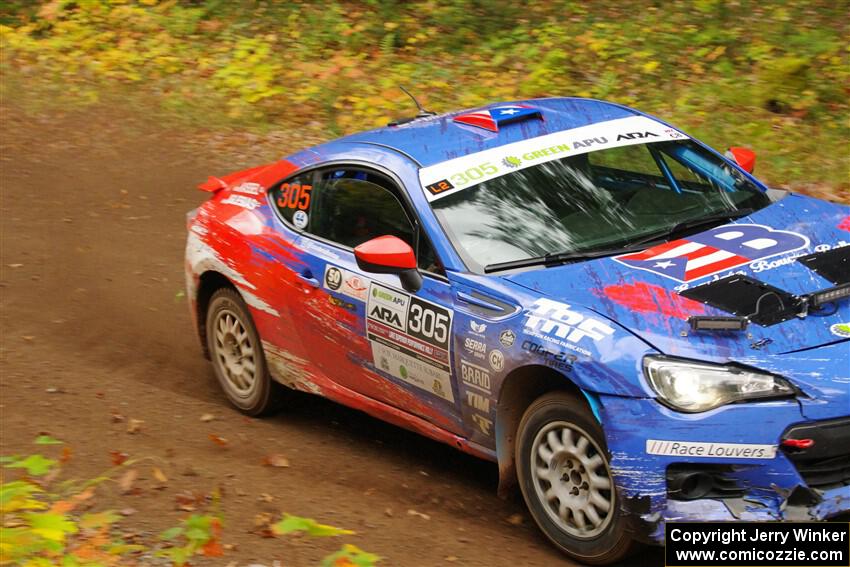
[297, 271, 320, 289]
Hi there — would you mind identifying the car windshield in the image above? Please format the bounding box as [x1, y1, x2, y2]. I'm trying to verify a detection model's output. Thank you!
[429, 139, 771, 271]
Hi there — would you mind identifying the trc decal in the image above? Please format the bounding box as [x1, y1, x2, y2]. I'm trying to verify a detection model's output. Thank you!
[524, 298, 615, 345]
[615, 224, 810, 282]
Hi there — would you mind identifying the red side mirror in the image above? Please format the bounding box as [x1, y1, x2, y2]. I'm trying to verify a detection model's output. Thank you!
[726, 147, 756, 174]
[354, 235, 422, 292]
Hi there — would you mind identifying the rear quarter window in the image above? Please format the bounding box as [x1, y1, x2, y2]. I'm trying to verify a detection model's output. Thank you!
[269, 175, 313, 229]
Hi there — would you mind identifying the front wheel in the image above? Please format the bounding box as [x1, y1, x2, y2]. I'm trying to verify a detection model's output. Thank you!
[516, 391, 637, 565]
[206, 288, 277, 416]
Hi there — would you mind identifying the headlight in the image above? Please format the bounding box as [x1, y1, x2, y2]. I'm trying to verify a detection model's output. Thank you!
[643, 356, 795, 413]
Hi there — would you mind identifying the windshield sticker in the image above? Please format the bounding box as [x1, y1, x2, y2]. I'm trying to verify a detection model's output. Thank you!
[292, 210, 308, 229]
[419, 115, 689, 201]
[614, 224, 810, 283]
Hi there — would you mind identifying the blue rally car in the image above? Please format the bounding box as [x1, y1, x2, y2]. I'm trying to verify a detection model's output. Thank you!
[185, 97, 850, 564]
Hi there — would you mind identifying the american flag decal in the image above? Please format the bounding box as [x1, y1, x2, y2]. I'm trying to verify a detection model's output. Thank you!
[614, 224, 809, 283]
[453, 105, 541, 132]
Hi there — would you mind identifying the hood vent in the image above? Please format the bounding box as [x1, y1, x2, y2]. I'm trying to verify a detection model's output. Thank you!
[679, 275, 799, 326]
[797, 245, 850, 285]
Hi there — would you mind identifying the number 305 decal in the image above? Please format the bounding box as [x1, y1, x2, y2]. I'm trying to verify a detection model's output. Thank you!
[277, 183, 312, 210]
[407, 297, 451, 350]
[449, 162, 498, 187]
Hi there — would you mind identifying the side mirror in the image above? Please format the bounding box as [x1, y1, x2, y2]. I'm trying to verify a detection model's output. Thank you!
[726, 147, 756, 174]
[354, 235, 422, 293]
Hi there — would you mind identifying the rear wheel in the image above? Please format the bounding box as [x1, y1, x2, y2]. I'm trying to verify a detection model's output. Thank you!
[516, 391, 637, 565]
[206, 288, 277, 416]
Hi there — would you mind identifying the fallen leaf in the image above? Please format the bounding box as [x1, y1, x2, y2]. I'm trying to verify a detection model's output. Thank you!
[272, 514, 354, 536]
[110, 451, 129, 466]
[60, 446, 72, 464]
[253, 512, 273, 528]
[126, 419, 144, 434]
[50, 500, 75, 514]
[261, 454, 289, 468]
[73, 487, 95, 504]
[119, 469, 137, 494]
[174, 491, 200, 512]
[201, 539, 224, 557]
[208, 434, 229, 447]
[407, 509, 430, 520]
[111, 411, 125, 423]
[258, 493, 274, 503]
[200, 413, 215, 422]
[152, 467, 168, 484]
[506, 513, 524, 526]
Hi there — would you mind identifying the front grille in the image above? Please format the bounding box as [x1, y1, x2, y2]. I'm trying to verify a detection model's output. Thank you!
[666, 464, 746, 500]
[782, 417, 850, 490]
[791, 454, 850, 490]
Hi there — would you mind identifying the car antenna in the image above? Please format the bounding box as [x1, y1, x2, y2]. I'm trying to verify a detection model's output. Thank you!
[388, 86, 435, 126]
[399, 86, 435, 118]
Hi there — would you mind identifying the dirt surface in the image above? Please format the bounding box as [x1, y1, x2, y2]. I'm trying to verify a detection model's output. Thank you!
[0, 101, 665, 566]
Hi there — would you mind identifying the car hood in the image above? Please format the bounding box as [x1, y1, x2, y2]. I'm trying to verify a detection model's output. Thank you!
[503, 193, 849, 377]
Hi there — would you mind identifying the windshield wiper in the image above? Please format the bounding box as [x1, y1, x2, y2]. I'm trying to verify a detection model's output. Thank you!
[484, 243, 653, 273]
[483, 208, 756, 273]
[628, 208, 754, 248]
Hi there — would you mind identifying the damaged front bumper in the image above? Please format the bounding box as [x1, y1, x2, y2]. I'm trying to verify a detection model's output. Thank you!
[652, 484, 850, 540]
[596, 395, 850, 545]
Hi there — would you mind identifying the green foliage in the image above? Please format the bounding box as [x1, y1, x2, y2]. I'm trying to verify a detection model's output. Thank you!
[156, 514, 223, 566]
[321, 544, 381, 567]
[1, 442, 379, 565]
[272, 514, 355, 537]
[1, 0, 847, 192]
[0, 441, 211, 566]
[273, 514, 380, 566]
[4, 454, 58, 476]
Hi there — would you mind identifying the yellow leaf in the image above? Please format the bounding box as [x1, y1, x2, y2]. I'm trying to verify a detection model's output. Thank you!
[642, 60, 660, 73]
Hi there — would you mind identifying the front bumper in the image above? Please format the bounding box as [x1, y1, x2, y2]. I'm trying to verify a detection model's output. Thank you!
[597, 395, 850, 544]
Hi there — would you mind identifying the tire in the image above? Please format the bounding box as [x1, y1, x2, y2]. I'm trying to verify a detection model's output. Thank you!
[516, 391, 637, 565]
[205, 287, 277, 416]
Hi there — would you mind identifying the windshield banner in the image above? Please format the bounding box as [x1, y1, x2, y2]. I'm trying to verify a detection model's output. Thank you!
[419, 115, 689, 202]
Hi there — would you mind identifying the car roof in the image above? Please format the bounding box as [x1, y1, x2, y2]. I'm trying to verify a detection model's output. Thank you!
[324, 97, 641, 168]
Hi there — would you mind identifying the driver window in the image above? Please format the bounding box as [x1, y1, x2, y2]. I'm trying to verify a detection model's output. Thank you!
[308, 169, 443, 274]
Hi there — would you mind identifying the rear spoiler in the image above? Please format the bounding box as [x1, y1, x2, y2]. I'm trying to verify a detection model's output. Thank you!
[198, 176, 228, 192]
[196, 162, 298, 194]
